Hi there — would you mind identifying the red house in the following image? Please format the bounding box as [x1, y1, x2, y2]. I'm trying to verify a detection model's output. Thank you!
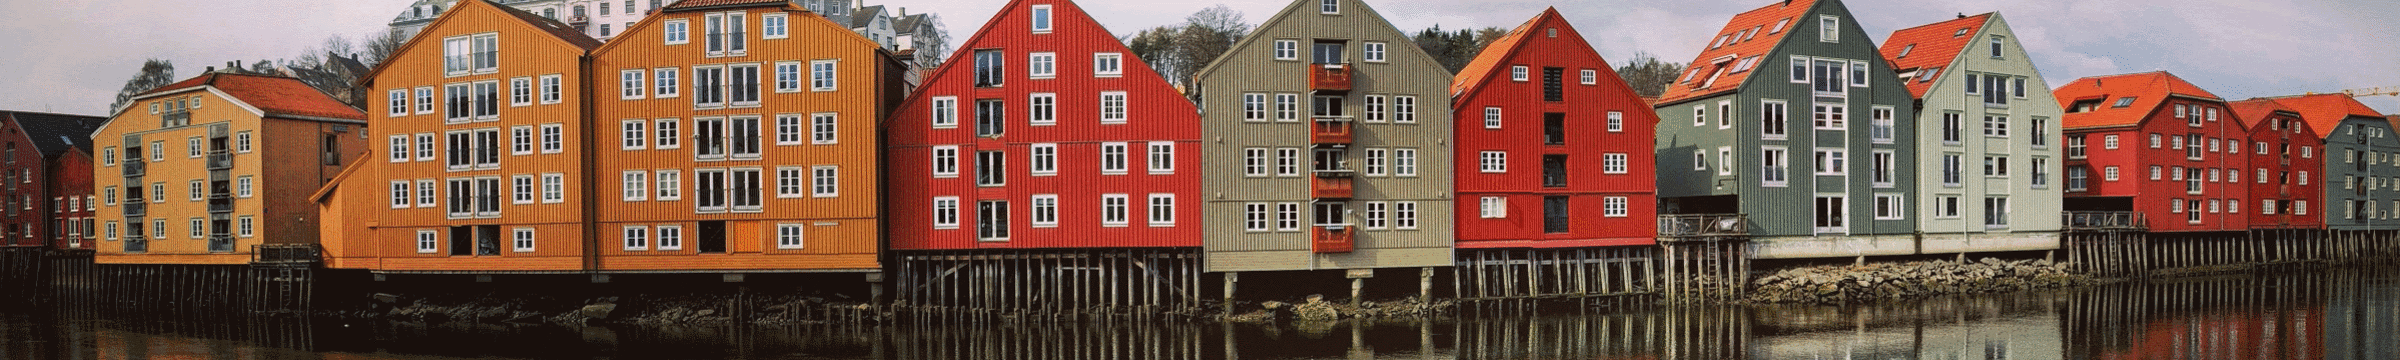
[2054, 72, 2249, 232]
[882, 0, 1203, 310]
[2226, 99, 2323, 229]
[1450, 8, 1657, 249]
[0, 111, 104, 250]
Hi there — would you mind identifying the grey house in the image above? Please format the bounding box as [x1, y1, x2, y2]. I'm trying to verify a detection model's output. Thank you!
[1651, 0, 1919, 259]
[1880, 13, 2064, 255]
[2262, 94, 2400, 229]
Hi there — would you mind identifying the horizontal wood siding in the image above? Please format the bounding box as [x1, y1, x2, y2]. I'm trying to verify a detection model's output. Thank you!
[886, 0, 1203, 250]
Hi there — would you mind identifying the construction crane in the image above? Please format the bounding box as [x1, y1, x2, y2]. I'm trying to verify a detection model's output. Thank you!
[2339, 86, 2399, 98]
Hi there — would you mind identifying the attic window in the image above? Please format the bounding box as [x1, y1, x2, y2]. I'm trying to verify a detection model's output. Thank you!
[2112, 97, 2137, 108]
[1917, 67, 1941, 82]
[1547, 28, 1556, 38]
[1744, 26, 1761, 41]
[1732, 56, 1761, 73]
[1770, 18, 1790, 34]
[1031, 5, 1053, 33]
[1896, 44, 1914, 58]
[1954, 28, 1970, 37]
[2069, 99, 2104, 113]
[1321, 0, 1339, 14]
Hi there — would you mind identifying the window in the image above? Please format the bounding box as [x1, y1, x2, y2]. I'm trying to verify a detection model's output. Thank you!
[2066, 135, 2086, 159]
[1813, 103, 1845, 129]
[1090, 91, 1129, 124]
[388, 89, 409, 116]
[1603, 153, 1629, 174]
[1478, 196, 1509, 219]
[1480, 151, 1507, 173]
[1273, 203, 1302, 231]
[1607, 111, 1623, 132]
[1275, 94, 1300, 122]
[1814, 149, 1847, 176]
[1030, 5, 1053, 33]
[931, 146, 958, 178]
[1024, 143, 1058, 176]
[237, 177, 253, 198]
[932, 197, 960, 229]
[1276, 148, 1300, 176]
[1814, 196, 1846, 233]
[1101, 194, 1129, 227]
[539, 124, 563, 153]
[806, 113, 838, 145]
[1101, 142, 1129, 175]
[1243, 203, 1273, 231]
[774, 62, 802, 92]
[1762, 147, 1790, 187]
[761, 13, 787, 39]
[665, 19, 690, 44]
[975, 100, 1005, 136]
[420, 179, 439, 207]
[390, 181, 412, 208]
[1241, 93, 1267, 121]
[1094, 53, 1123, 76]
[973, 50, 1005, 87]
[1028, 53, 1056, 79]
[416, 230, 439, 253]
[1147, 142, 1175, 174]
[1984, 198, 2010, 227]
[809, 166, 838, 198]
[622, 171, 650, 201]
[1148, 194, 1176, 227]
[1983, 115, 2009, 137]
[976, 150, 1006, 186]
[2032, 158, 2051, 187]
[1023, 93, 1058, 126]
[1875, 194, 1904, 220]
[1510, 66, 1529, 82]
[622, 120, 648, 149]
[1484, 107, 1502, 129]
[1320, 0, 1339, 14]
[1581, 69, 1598, 85]
[541, 173, 565, 204]
[2104, 166, 2120, 181]
[621, 70, 646, 99]
[1719, 147, 1734, 176]
[622, 226, 651, 251]
[538, 75, 562, 104]
[1394, 148, 1418, 176]
[1364, 42, 1386, 62]
[1273, 40, 1298, 60]
[1394, 202, 1419, 229]
[1692, 105, 1705, 127]
[1789, 56, 1809, 83]
[1394, 96, 1416, 123]
[442, 33, 498, 75]
[1942, 154, 1964, 186]
[1871, 151, 1894, 187]
[1849, 61, 1868, 87]
[1718, 100, 1733, 128]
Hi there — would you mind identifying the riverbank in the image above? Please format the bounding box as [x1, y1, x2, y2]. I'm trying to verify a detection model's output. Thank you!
[1745, 258, 2091, 304]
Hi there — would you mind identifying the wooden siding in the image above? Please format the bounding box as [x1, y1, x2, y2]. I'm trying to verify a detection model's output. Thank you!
[326, 0, 595, 271]
[94, 87, 360, 265]
[0, 118, 48, 247]
[886, 0, 1204, 250]
[2061, 96, 2250, 232]
[2320, 117, 2400, 230]
[2244, 110, 2323, 228]
[1653, 0, 1920, 238]
[1904, 14, 2064, 235]
[50, 148, 95, 250]
[586, 3, 896, 271]
[1196, 0, 1455, 272]
[1451, 10, 1658, 249]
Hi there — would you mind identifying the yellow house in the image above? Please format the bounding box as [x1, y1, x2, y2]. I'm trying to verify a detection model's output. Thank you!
[94, 72, 368, 264]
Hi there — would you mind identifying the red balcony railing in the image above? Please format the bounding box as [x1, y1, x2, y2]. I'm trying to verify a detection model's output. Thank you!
[1309, 63, 1352, 92]
[1312, 225, 1354, 253]
[1312, 117, 1353, 145]
[1312, 171, 1354, 199]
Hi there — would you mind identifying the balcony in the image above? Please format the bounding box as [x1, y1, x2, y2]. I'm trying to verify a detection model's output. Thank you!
[206, 151, 232, 170]
[568, 16, 588, 25]
[1311, 117, 1353, 145]
[2062, 211, 2147, 231]
[1308, 63, 1352, 92]
[120, 160, 145, 177]
[1312, 171, 1354, 199]
[1311, 225, 1354, 254]
[208, 198, 234, 213]
[207, 236, 235, 253]
[122, 202, 146, 217]
[1657, 214, 1749, 239]
[252, 244, 321, 265]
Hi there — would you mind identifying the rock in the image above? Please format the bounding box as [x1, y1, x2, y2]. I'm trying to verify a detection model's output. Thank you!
[692, 309, 716, 319]
[373, 293, 402, 304]
[1304, 294, 1324, 305]
[1261, 301, 1289, 310]
[579, 303, 618, 320]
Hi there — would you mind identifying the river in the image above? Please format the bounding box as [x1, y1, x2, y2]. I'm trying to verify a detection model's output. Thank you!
[4, 268, 2396, 359]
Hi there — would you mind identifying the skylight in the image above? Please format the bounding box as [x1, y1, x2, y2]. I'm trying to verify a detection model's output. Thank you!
[1897, 44, 1914, 58]
[1770, 18, 1790, 34]
[2113, 97, 2138, 108]
[1917, 67, 1941, 82]
[1954, 28, 1970, 37]
[1744, 26, 1761, 41]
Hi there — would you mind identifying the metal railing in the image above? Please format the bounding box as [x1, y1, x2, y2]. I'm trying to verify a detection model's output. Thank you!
[120, 160, 145, 177]
[1658, 214, 1749, 239]
[1308, 63, 1353, 92]
[206, 151, 233, 170]
[2062, 211, 2146, 231]
[252, 244, 321, 265]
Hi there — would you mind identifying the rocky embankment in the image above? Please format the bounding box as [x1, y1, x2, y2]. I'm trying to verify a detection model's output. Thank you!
[356, 293, 876, 326]
[1222, 295, 1450, 323]
[1747, 258, 2090, 304]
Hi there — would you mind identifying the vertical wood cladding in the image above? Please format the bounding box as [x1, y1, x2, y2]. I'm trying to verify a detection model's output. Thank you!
[1451, 9, 1659, 249]
[887, 0, 1203, 251]
[588, 1, 897, 271]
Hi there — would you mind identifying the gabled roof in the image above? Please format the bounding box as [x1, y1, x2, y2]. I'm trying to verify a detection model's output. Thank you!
[362, 0, 602, 84]
[0, 111, 105, 157]
[2226, 98, 2297, 130]
[896, 13, 931, 32]
[1655, 0, 1818, 105]
[666, 0, 787, 11]
[1449, 10, 1545, 98]
[488, 0, 603, 50]
[2053, 71, 2221, 130]
[851, 5, 886, 29]
[1195, 0, 1443, 81]
[2258, 93, 2387, 138]
[137, 73, 367, 121]
[1878, 13, 1991, 98]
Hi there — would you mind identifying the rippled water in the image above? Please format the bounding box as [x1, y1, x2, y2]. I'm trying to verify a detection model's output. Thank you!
[5, 268, 2397, 359]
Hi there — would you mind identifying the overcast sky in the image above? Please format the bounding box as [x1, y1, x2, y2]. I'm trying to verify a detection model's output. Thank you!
[2, 0, 2394, 116]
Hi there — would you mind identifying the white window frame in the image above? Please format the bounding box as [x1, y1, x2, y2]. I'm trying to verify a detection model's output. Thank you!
[932, 197, 961, 229]
[1148, 194, 1176, 227]
[1028, 52, 1057, 79]
[1093, 53, 1124, 77]
[1031, 195, 1060, 228]
[416, 230, 439, 253]
[1102, 194, 1130, 227]
[776, 223, 805, 249]
[761, 13, 788, 39]
[1099, 91, 1128, 124]
[1147, 141, 1176, 175]
[1480, 196, 1507, 219]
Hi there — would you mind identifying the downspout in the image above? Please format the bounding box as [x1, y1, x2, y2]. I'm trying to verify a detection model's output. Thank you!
[579, 53, 602, 273]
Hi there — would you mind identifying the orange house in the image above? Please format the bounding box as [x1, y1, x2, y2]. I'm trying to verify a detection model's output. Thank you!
[585, 0, 901, 272]
[96, 73, 368, 265]
[320, 0, 602, 272]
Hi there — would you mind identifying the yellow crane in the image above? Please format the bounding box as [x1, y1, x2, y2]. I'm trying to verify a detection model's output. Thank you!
[2339, 86, 2399, 98]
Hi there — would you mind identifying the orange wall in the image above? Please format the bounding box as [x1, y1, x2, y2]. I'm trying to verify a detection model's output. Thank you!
[586, 4, 893, 271]
[94, 89, 360, 265]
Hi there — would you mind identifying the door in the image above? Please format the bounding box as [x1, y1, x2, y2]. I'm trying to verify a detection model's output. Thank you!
[698, 220, 727, 254]
[1312, 41, 1345, 64]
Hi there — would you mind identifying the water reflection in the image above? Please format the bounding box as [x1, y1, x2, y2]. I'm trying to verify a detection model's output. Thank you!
[11, 269, 2400, 359]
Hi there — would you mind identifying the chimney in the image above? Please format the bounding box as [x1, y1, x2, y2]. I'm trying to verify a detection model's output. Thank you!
[1957, 13, 1966, 19]
[206, 66, 216, 73]
[898, 7, 906, 16]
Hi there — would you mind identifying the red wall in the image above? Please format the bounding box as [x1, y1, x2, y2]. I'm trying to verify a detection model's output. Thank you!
[1452, 13, 1659, 249]
[2245, 112, 2324, 228]
[0, 120, 47, 247]
[50, 149, 93, 250]
[2066, 99, 2250, 232]
[885, 0, 1202, 250]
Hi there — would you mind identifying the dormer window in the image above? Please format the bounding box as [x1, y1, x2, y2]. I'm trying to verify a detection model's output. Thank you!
[1030, 5, 1052, 33]
[1321, 0, 1339, 14]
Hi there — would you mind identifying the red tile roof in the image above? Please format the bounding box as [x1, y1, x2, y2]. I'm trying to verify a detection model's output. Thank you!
[1655, 0, 1817, 105]
[1450, 8, 1553, 98]
[665, 0, 788, 11]
[1877, 13, 1990, 98]
[2259, 93, 2386, 139]
[138, 73, 365, 121]
[2225, 98, 2295, 130]
[2052, 72, 2220, 130]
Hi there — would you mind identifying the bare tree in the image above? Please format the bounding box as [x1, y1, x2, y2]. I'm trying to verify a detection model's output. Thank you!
[1613, 52, 1685, 97]
[110, 59, 177, 112]
[914, 14, 953, 70]
[361, 30, 406, 68]
[1168, 5, 1249, 100]
[1125, 26, 1182, 83]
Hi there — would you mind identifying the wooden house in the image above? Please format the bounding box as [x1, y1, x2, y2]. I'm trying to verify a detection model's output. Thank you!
[2262, 94, 2398, 229]
[2053, 72, 2251, 232]
[1878, 12, 2064, 253]
[0, 111, 103, 250]
[96, 73, 368, 265]
[2227, 99, 2325, 229]
[1450, 9, 1658, 249]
